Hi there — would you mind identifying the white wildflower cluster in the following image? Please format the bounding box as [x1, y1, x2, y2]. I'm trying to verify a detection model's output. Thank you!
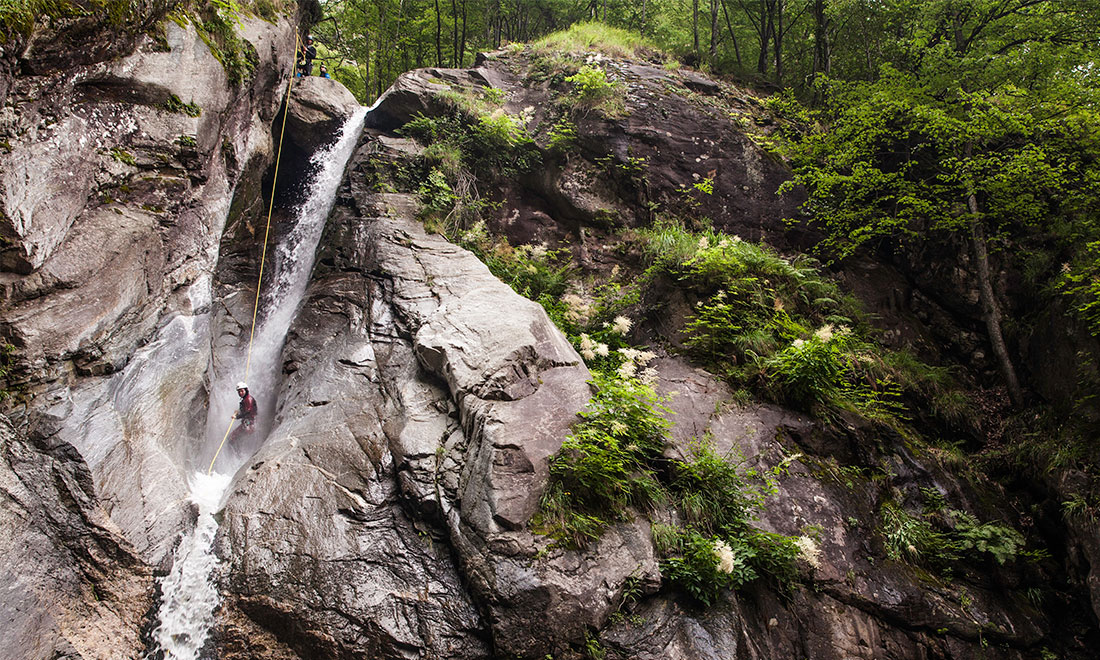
[697, 236, 710, 251]
[617, 347, 658, 384]
[713, 539, 736, 574]
[792, 338, 806, 349]
[609, 420, 629, 436]
[794, 535, 822, 569]
[578, 333, 610, 362]
[562, 293, 593, 325]
[516, 242, 549, 260]
[813, 324, 851, 343]
[609, 315, 633, 335]
[461, 220, 489, 245]
[519, 105, 536, 126]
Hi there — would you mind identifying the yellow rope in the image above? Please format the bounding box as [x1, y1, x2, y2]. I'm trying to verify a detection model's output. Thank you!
[209, 32, 301, 476]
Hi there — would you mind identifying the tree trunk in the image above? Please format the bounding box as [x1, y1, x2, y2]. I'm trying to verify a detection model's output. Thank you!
[965, 157, 1024, 405]
[721, 0, 742, 67]
[812, 0, 829, 76]
[693, 0, 700, 62]
[709, 0, 719, 64]
[451, 0, 458, 67]
[459, 0, 467, 68]
[434, 0, 442, 67]
[772, 0, 783, 84]
[757, 0, 770, 75]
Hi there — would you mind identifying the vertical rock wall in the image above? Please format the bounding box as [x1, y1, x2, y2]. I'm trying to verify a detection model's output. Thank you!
[0, 8, 301, 657]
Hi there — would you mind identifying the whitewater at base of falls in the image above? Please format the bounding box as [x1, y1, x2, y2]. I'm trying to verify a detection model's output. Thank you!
[148, 472, 232, 660]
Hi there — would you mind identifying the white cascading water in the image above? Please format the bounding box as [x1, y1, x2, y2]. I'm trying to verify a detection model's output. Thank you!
[204, 104, 371, 466]
[147, 472, 231, 660]
[148, 105, 370, 659]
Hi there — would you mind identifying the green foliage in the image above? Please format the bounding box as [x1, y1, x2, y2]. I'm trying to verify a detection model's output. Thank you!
[560, 64, 626, 117]
[658, 529, 756, 606]
[636, 220, 921, 422]
[417, 167, 455, 230]
[0, 0, 138, 41]
[545, 118, 577, 153]
[1059, 240, 1100, 337]
[0, 343, 14, 401]
[779, 69, 1091, 262]
[1062, 494, 1099, 522]
[533, 360, 801, 604]
[402, 109, 540, 175]
[176, 135, 198, 148]
[658, 440, 800, 601]
[691, 177, 713, 195]
[670, 441, 773, 536]
[456, 226, 572, 302]
[880, 501, 1030, 569]
[765, 336, 846, 408]
[565, 65, 614, 102]
[583, 632, 606, 660]
[881, 501, 954, 565]
[163, 94, 202, 117]
[402, 105, 539, 241]
[474, 110, 533, 150]
[108, 147, 136, 166]
[951, 511, 1025, 566]
[171, 2, 258, 85]
[533, 373, 670, 548]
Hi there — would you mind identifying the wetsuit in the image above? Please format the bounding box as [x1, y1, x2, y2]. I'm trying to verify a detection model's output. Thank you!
[229, 392, 257, 445]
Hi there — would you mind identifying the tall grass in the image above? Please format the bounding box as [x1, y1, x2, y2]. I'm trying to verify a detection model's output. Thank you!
[531, 21, 659, 60]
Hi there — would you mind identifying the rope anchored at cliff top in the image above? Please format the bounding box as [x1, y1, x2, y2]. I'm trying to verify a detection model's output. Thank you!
[208, 32, 301, 476]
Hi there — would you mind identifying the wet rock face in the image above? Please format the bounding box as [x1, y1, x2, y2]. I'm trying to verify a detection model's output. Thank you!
[0, 14, 297, 563]
[215, 133, 659, 657]
[0, 10, 301, 654]
[0, 415, 151, 660]
[369, 53, 804, 251]
[1, 21, 1096, 659]
[284, 75, 362, 153]
[214, 116, 1086, 658]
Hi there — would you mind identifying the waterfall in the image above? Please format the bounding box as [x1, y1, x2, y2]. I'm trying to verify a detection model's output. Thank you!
[148, 105, 370, 659]
[204, 104, 371, 471]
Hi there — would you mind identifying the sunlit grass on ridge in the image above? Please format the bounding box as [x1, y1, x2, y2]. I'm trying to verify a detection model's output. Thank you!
[530, 21, 661, 60]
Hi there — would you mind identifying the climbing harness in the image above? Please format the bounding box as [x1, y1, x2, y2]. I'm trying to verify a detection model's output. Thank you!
[208, 32, 302, 475]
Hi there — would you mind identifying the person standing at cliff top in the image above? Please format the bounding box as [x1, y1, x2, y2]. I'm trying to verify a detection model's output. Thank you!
[229, 382, 257, 446]
[300, 37, 317, 76]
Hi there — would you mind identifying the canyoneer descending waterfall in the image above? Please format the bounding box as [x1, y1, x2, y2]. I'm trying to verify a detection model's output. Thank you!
[228, 382, 257, 448]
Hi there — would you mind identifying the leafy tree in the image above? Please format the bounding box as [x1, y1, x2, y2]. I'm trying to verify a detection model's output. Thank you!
[781, 0, 1100, 404]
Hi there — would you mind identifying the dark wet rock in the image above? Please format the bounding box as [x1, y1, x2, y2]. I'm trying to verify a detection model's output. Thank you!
[0, 415, 152, 659]
[367, 54, 802, 247]
[284, 75, 361, 153]
[365, 67, 488, 132]
[214, 133, 661, 654]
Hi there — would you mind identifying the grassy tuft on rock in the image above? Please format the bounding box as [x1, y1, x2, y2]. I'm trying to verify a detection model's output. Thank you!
[530, 21, 659, 60]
